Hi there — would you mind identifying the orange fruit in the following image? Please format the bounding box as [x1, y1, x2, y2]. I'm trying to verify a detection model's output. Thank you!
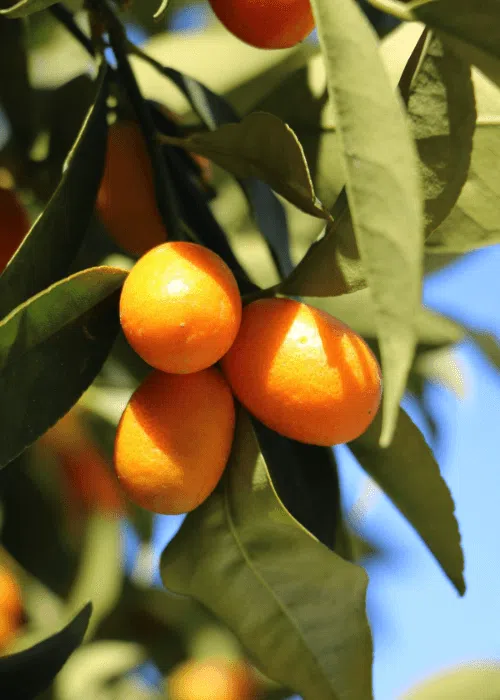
[168, 658, 257, 700]
[208, 0, 315, 49]
[0, 566, 22, 623]
[42, 409, 125, 517]
[221, 298, 382, 446]
[114, 367, 235, 514]
[0, 612, 20, 652]
[119, 241, 242, 374]
[96, 120, 167, 257]
[0, 187, 30, 273]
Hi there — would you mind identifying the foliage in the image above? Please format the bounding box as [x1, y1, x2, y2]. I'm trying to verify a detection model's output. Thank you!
[0, 0, 499, 698]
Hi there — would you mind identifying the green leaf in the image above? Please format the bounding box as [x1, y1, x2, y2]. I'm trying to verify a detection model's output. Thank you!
[0, 265, 127, 469]
[408, 33, 476, 236]
[0, 604, 92, 699]
[161, 410, 373, 700]
[349, 407, 465, 595]
[66, 513, 124, 638]
[468, 330, 500, 372]
[401, 662, 500, 700]
[307, 0, 425, 446]
[162, 112, 328, 220]
[0, 0, 58, 17]
[0, 16, 37, 149]
[0, 63, 109, 319]
[411, 0, 500, 90]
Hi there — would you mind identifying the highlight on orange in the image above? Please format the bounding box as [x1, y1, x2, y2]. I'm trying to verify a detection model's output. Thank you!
[168, 658, 258, 700]
[0, 186, 30, 273]
[96, 120, 167, 257]
[221, 298, 382, 446]
[114, 367, 235, 515]
[42, 408, 125, 517]
[0, 565, 23, 652]
[119, 242, 242, 374]
[208, 0, 315, 49]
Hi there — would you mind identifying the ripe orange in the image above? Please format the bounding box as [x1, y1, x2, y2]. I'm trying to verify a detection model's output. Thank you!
[114, 368, 235, 514]
[0, 187, 30, 273]
[208, 0, 315, 49]
[119, 241, 242, 374]
[0, 566, 22, 623]
[96, 120, 167, 257]
[168, 658, 257, 700]
[221, 298, 382, 446]
[0, 613, 19, 652]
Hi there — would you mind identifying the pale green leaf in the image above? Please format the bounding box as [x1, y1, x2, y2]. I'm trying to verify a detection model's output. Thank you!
[401, 662, 500, 700]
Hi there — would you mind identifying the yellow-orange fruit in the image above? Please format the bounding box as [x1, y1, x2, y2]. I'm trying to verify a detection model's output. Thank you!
[168, 658, 257, 700]
[208, 0, 315, 49]
[0, 187, 30, 272]
[0, 566, 22, 623]
[114, 368, 235, 514]
[96, 120, 167, 257]
[0, 613, 19, 652]
[119, 242, 242, 374]
[221, 298, 382, 446]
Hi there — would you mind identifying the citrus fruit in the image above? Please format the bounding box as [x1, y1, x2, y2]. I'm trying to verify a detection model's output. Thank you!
[0, 613, 19, 652]
[221, 298, 382, 446]
[96, 120, 167, 257]
[168, 658, 257, 700]
[208, 0, 315, 49]
[0, 565, 22, 623]
[114, 367, 235, 514]
[119, 241, 242, 374]
[0, 187, 30, 273]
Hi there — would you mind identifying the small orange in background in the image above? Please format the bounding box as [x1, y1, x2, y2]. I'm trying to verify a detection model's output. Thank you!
[0, 187, 30, 273]
[119, 241, 242, 374]
[168, 658, 258, 700]
[221, 298, 382, 446]
[114, 367, 235, 515]
[96, 120, 167, 257]
[0, 565, 23, 652]
[208, 0, 315, 49]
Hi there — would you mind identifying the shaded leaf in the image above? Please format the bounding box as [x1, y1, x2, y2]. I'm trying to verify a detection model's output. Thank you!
[252, 418, 340, 550]
[161, 409, 373, 700]
[469, 330, 500, 372]
[0, 603, 91, 700]
[66, 513, 123, 638]
[401, 662, 500, 700]
[0, 266, 127, 468]
[412, 0, 500, 90]
[0, 0, 57, 16]
[349, 407, 465, 595]
[0, 63, 109, 319]
[162, 112, 328, 220]
[408, 33, 476, 236]
[310, 0, 424, 446]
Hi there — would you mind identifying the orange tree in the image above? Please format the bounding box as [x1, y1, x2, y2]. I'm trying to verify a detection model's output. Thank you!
[0, 0, 499, 698]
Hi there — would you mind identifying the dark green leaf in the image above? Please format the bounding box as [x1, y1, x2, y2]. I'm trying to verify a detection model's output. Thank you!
[310, 0, 424, 447]
[252, 418, 340, 550]
[0, 265, 127, 468]
[0, 16, 36, 149]
[412, 0, 500, 89]
[0, 63, 109, 319]
[161, 409, 373, 700]
[163, 112, 328, 220]
[0, 0, 57, 17]
[349, 406, 465, 595]
[0, 603, 92, 700]
[408, 33, 476, 236]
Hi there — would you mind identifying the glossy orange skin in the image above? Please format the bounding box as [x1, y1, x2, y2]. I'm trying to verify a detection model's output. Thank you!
[114, 368, 235, 515]
[0, 187, 30, 273]
[119, 242, 242, 374]
[169, 658, 257, 700]
[96, 121, 167, 257]
[208, 0, 315, 49]
[221, 298, 382, 446]
[0, 565, 23, 652]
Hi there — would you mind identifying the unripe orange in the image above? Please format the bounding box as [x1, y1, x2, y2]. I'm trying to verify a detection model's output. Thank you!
[0, 187, 30, 272]
[221, 298, 382, 446]
[119, 242, 242, 374]
[208, 0, 315, 49]
[96, 120, 167, 257]
[168, 658, 257, 700]
[114, 368, 235, 514]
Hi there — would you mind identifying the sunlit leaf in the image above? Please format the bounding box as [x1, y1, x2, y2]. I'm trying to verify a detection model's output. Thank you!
[161, 410, 373, 700]
[0, 0, 58, 17]
[401, 662, 500, 700]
